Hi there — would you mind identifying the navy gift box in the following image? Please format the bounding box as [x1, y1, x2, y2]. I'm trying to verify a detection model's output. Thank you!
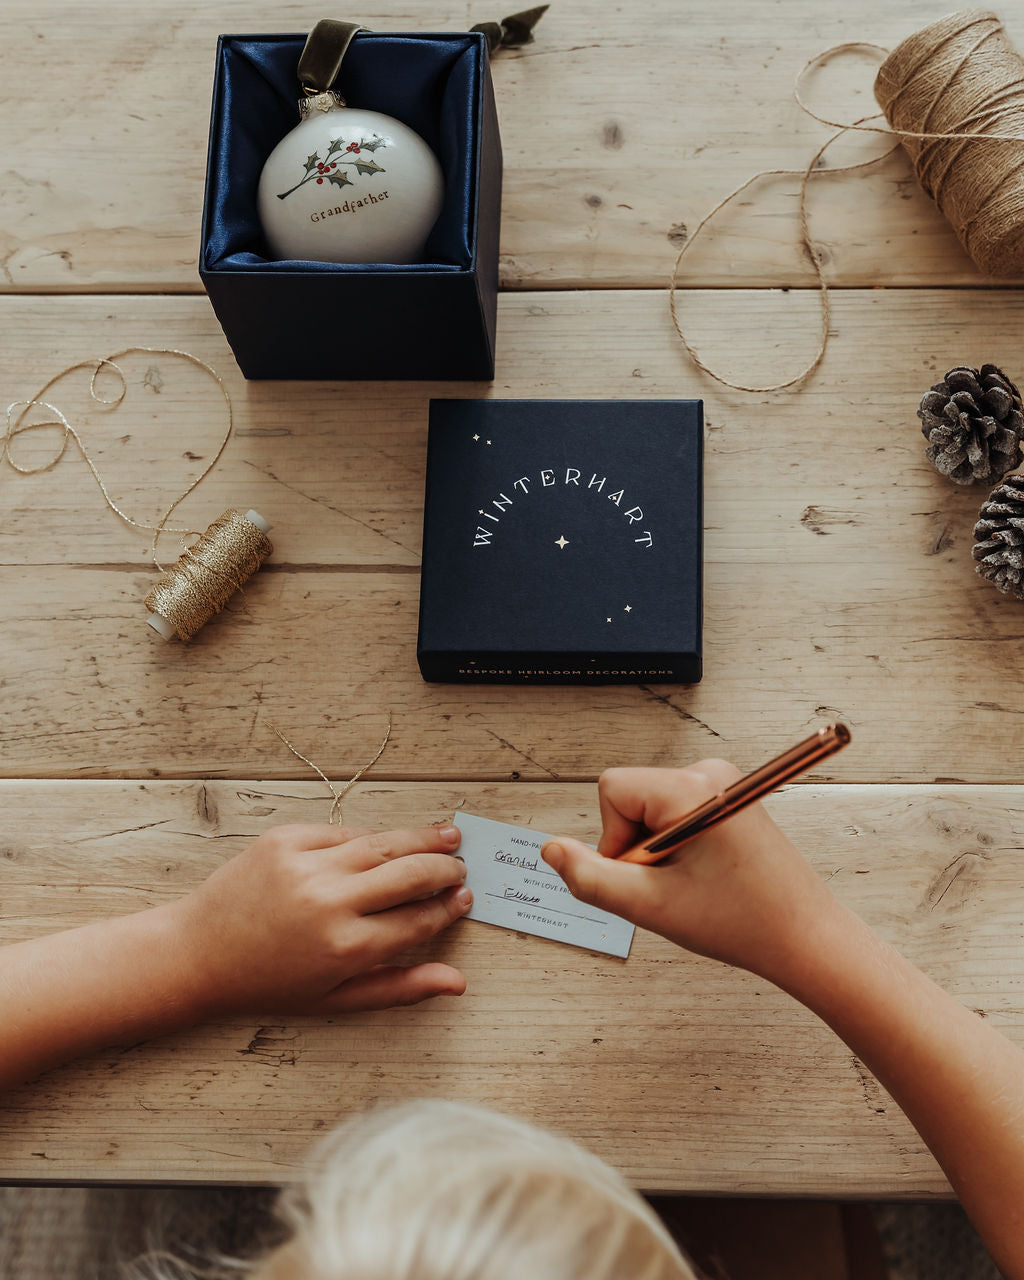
[200, 31, 501, 380]
[417, 400, 704, 684]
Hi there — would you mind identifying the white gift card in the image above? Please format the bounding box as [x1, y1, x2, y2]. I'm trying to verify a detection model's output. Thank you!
[453, 811, 635, 959]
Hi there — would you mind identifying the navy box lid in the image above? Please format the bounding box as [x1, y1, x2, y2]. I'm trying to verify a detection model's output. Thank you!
[417, 399, 703, 684]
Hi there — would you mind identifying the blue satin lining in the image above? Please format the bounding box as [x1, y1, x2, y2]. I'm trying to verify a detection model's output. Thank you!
[204, 33, 481, 272]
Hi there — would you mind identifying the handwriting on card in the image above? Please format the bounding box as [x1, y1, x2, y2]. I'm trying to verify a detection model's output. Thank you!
[453, 812, 635, 959]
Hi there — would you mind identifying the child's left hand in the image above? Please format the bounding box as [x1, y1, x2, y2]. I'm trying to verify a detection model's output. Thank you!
[169, 822, 473, 1016]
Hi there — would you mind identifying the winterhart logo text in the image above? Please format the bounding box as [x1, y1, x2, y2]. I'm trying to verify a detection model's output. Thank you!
[473, 468, 654, 548]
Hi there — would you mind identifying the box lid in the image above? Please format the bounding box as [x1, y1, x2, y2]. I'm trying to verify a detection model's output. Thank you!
[417, 399, 703, 682]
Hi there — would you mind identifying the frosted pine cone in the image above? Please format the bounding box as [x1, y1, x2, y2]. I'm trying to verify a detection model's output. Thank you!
[973, 475, 1024, 598]
[918, 364, 1024, 485]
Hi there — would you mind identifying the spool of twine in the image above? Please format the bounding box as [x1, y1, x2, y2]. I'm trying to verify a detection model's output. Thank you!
[670, 11, 1024, 392]
[874, 10, 1024, 276]
[144, 508, 273, 641]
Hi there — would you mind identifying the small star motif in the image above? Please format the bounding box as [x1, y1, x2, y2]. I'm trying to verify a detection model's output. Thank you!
[478, 509, 485, 515]
[555, 535, 569, 550]
[624, 604, 632, 612]
[486, 439, 493, 445]
[606, 617, 612, 623]
[472, 434, 480, 441]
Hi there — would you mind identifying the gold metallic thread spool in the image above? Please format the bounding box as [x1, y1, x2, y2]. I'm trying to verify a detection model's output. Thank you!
[144, 508, 273, 641]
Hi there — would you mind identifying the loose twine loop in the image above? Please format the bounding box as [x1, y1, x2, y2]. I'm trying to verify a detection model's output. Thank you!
[3, 348, 389, 822]
[670, 10, 1024, 393]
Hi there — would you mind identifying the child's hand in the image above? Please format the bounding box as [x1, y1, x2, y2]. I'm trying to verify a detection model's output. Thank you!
[170, 823, 473, 1016]
[541, 762, 834, 983]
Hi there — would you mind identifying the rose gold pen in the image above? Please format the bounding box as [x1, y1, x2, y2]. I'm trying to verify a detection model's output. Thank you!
[616, 723, 851, 865]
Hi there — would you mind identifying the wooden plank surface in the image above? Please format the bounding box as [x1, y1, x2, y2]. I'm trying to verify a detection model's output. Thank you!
[1, 289, 1020, 783]
[1, 0, 1019, 292]
[4, 0, 1024, 1202]
[1, 777, 1019, 1193]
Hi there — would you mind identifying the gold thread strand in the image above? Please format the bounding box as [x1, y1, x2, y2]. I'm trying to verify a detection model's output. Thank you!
[3, 347, 234, 570]
[4, 396, 197, 544]
[272, 713, 393, 824]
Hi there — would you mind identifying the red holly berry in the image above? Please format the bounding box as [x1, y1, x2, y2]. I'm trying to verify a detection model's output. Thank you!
[316, 177, 323, 184]
[317, 164, 324, 171]
[330, 162, 336, 169]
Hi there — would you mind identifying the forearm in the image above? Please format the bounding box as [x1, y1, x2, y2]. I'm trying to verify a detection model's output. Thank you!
[773, 896, 1024, 1278]
[0, 904, 204, 1091]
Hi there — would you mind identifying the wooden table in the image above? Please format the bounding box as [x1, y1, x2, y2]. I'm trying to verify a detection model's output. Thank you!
[2, 0, 1023, 1195]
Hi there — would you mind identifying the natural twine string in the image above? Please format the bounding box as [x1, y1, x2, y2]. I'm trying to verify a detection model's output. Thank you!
[3, 348, 390, 822]
[670, 10, 1024, 393]
[875, 10, 1024, 275]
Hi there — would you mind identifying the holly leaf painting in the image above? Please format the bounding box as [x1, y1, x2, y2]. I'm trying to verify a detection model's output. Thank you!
[304, 151, 320, 173]
[353, 158, 385, 176]
[326, 138, 345, 155]
[328, 170, 353, 188]
[360, 136, 386, 151]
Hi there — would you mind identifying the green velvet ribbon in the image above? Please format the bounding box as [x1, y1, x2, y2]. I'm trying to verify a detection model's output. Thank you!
[298, 6, 549, 93]
[472, 6, 550, 53]
[297, 20, 364, 94]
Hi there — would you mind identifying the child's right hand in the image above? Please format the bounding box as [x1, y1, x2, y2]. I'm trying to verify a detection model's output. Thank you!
[541, 761, 836, 984]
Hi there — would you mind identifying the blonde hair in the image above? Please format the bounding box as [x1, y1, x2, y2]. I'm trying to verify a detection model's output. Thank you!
[129, 1101, 698, 1280]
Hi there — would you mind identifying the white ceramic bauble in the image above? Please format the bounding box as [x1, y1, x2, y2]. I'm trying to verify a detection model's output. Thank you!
[257, 102, 444, 264]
